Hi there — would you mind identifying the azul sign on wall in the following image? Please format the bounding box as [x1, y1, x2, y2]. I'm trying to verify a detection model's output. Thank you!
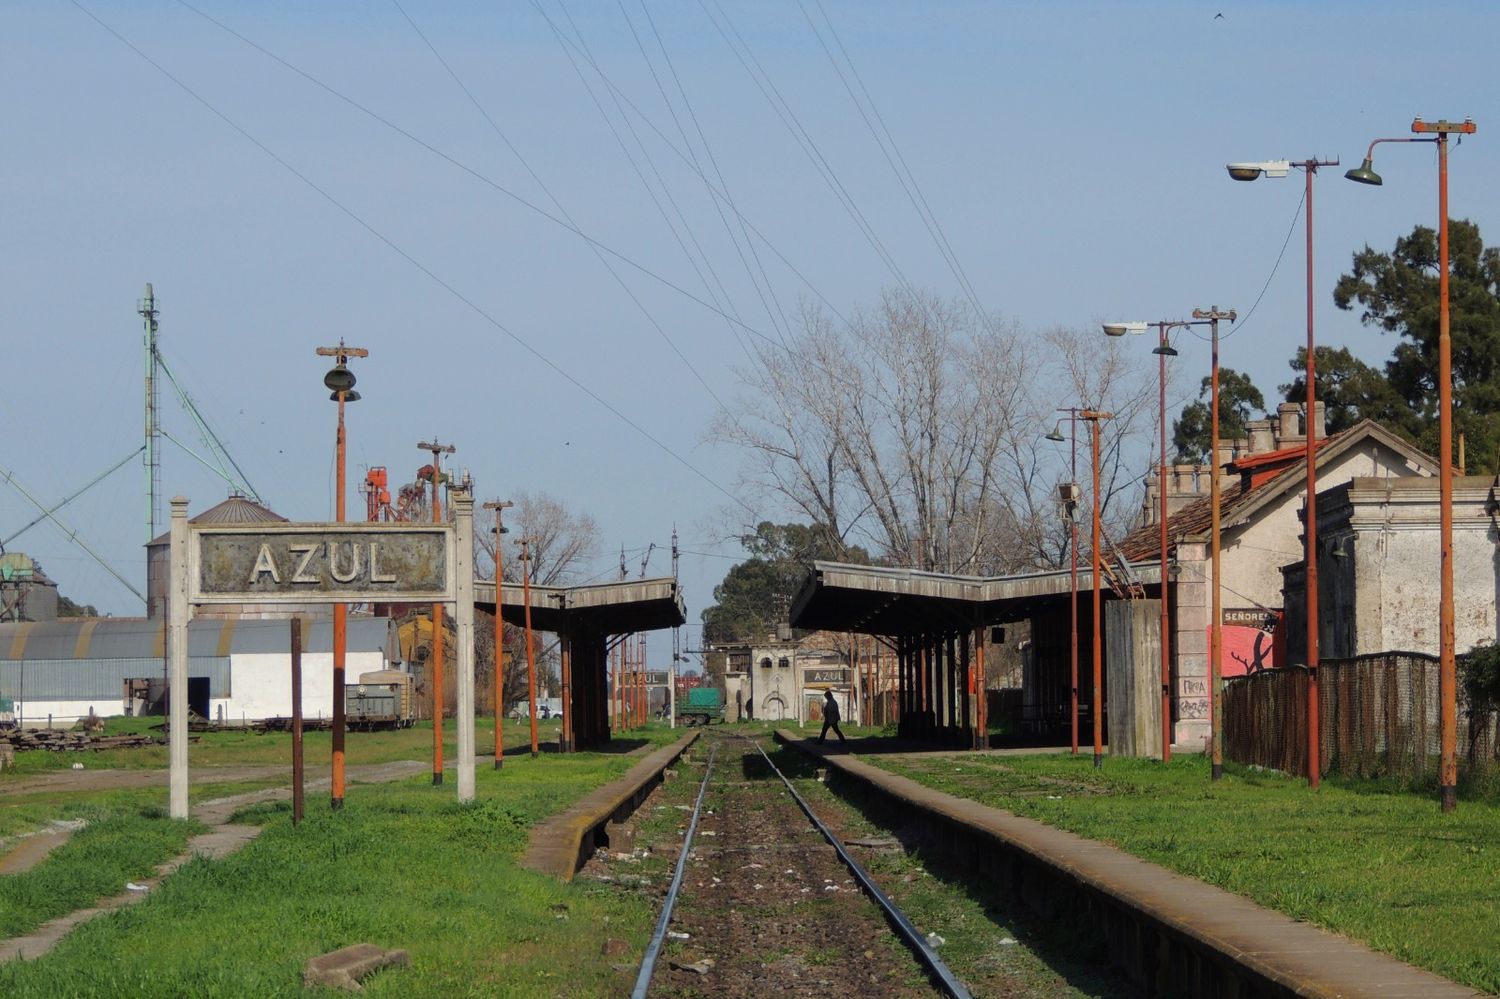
[190, 523, 455, 604]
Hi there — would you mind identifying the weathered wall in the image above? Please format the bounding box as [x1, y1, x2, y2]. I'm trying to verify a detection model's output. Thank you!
[1106, 598, 1162, 757]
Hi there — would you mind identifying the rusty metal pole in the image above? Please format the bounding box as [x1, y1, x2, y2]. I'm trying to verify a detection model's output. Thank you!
[1156, 328, 1173, 765]
[560, 634, 572, 751]
[1069, 408, 1080, 755]
[1346, 121, 1474, 810]
[1193, 308, 1237, 781]
[291, 617, 304, 826]
[485, 501, 512, 769]
[1303, 163, 1323, 790]
[1436, 127, 1458, 813]
[318, 341, 365, 809]
[519, 538, 539, 758]
[1088, 411, 1105, 769]
[419, 440, 455, 785]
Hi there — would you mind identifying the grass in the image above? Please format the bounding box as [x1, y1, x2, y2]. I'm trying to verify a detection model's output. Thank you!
[871, 748, 1500, 993]
[0, 726, 688, 997]
[0, 805, 202, 938]
[2, 715, 575, 775]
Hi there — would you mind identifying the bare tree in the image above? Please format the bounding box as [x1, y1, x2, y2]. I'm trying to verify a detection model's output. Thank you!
[712, 288, 1155, 575]
[474, 490, 601, 586]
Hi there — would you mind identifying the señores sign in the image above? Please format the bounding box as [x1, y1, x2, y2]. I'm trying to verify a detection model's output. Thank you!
[190, 523, 456, 604]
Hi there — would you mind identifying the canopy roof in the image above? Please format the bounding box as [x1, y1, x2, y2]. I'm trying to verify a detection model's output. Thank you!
[475, 577, 685, 635]
[789, 560, 1160, 636]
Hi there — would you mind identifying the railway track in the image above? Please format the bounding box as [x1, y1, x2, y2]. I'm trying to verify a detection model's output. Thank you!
[628, 730, 971, 998]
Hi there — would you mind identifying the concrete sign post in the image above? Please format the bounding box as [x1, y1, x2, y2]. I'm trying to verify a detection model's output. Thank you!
[167, 499, 468, 819]
[452, 492, 476, 802]
[168, 498, 190, 820]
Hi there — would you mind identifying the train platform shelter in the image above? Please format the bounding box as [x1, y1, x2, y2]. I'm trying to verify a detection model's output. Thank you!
[789, 560, 1163, 751]
[476, 577, 685, 751]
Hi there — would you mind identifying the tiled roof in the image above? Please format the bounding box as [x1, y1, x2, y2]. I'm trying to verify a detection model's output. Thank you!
[1117, 419, 1437, 563]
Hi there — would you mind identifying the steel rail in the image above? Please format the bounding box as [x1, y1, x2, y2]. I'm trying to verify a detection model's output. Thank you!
[748, 736, 973, 999]
[630, 741, 718, 999]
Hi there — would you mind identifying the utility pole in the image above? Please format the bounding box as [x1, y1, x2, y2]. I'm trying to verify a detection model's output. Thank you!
[419, 438, 456, 785]
[518, 535, 540, 758]
[139, 285, 161, 561]
[317, 340, 367, 810]
[670, 527, 679, 728]
[484, 500, 513, 769]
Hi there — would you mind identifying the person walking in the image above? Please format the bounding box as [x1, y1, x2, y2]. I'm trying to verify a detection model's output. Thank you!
[817, 689, 846, 746]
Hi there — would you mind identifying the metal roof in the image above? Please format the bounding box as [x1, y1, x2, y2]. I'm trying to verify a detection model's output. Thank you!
[146, 494, 287, 547]
[789, 560, 1160, 636]
[475, 577, 686, 634]
[0, 616, 391, 660]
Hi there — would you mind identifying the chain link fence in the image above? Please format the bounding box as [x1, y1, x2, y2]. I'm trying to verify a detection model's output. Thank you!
[1224, 651, 1500, 782]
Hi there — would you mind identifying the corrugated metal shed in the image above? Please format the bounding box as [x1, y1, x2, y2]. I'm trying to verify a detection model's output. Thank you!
[0, 616, 391, 660]
[0, 657, 230, 700]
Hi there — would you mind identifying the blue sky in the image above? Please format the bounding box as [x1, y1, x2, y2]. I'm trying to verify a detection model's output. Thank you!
[5, 1, 1498, 665]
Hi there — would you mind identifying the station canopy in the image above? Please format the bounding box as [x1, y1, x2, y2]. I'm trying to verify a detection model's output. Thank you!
[789, 560, 1161, 636]
[476, 577, 685, 635]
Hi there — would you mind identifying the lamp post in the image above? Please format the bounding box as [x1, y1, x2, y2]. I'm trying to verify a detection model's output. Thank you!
[1044, 409, 1082, 754]
[1347, 118, 1476, 813]
[1228, 157, 1338, 788]
[1103, 319, 1214, 763]
[484, 500, 513, 770]
[1190, 307, 1238, 781]
[1079, 410, 1112, 768]
[317, 340, 366, 810]
[418, 439, 456, 785]
[517, 536, 540, 759]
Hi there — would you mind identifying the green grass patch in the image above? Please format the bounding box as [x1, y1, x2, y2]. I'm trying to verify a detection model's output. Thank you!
[873, 749, 1500, 993]
[0, 741, 678, 996]
[0, 806, 201, 938]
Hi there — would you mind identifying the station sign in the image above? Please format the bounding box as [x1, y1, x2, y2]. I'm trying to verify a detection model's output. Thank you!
[189, 522, 456, 605]
[804, 667, 850, 685]
[643, 670, 671, 686]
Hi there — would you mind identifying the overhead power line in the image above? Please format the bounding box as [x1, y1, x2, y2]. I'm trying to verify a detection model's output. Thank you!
[74, 0, 757, 518]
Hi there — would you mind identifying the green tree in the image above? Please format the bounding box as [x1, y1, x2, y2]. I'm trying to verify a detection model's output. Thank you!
[56, 595, 100, 618]
[1279, 345, 1417, 437]
[1334, 219, 1500, 472]
[1171, 367, 1265, 463]
[700, 522, 869, 644]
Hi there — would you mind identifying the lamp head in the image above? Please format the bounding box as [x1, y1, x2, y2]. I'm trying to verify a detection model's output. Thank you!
[1102, 321, 1147, 337]
[1152, 343, 1178, 357]
[324, 363, 357, 395]
[1226, 160, 1290, 181]
[1344, 158, 1383, 186]
[1044, 424, 1066, 443]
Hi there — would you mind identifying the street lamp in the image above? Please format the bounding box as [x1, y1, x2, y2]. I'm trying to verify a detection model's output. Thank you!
[1228, 156, 1338, 789]
[484, 500, 513, 770]
[1102, 318, 1213, 763]
[418, 439, 456, 786]
[1080, 409, 1113, 769]
[1045, 409, 1083, 754]
[317, 340, 366, 810]
[1191, 307, 1237, 781]
[1347, 117, 1476, 813]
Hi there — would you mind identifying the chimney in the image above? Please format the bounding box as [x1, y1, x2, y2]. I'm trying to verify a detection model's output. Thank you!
[1174, 464, 1197, 495]
[1277, 402, 1303, 446]
[1311, 400, 1326, 440]
[1246, 419, 1274, 454]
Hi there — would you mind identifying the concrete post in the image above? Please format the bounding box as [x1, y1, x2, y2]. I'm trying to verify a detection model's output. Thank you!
[453, 492, 476, 802]
[168, 497, 190, 819]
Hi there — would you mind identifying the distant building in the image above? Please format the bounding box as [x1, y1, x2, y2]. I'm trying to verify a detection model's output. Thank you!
[0, 553, 58, 623]
[0, 616, 393, 728]
[145, 493, 333, 621]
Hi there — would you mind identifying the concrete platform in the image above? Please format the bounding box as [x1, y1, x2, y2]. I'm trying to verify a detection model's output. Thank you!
[777, 731, 1483, 999]
[524, 730, 700, 881]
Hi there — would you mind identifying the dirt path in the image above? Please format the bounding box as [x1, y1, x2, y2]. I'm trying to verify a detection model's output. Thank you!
[0, 758, 430, 965]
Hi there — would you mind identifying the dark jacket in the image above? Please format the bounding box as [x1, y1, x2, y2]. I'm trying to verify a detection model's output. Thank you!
[822, 693, 840, 722]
